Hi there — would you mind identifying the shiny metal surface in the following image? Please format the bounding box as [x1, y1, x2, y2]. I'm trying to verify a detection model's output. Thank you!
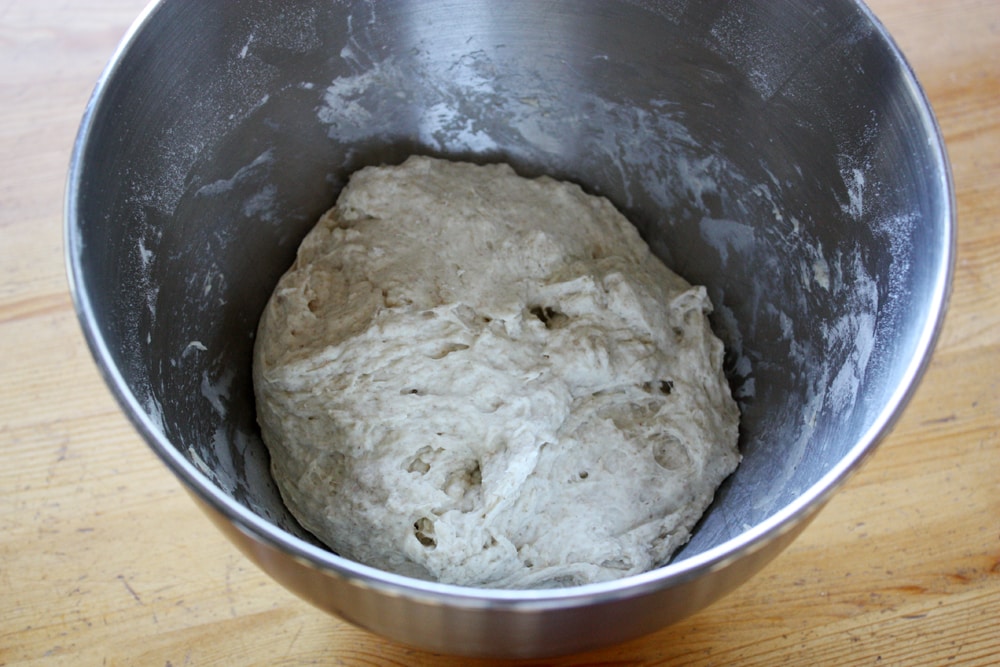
[66, 0, 953, 658]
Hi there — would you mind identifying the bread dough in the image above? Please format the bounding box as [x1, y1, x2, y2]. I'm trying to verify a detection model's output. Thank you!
[253, 156, 740, 588]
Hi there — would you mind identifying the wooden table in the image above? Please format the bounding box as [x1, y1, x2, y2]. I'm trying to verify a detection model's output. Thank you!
[2, 1, 997, 664]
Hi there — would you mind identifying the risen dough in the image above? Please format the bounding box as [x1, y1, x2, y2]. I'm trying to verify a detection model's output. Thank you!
[253, 156, 740, 588]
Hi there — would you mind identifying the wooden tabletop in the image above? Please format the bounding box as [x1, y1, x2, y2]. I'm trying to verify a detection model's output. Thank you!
[2, 1, 997, 665]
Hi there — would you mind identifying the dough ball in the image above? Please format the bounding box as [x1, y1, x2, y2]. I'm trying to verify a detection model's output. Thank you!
[253, 156, 740, 588]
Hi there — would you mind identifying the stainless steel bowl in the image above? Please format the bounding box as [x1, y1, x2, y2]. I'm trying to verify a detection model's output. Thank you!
[66, 0, 953, 658]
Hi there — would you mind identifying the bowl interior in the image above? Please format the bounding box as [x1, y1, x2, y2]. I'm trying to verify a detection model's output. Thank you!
[70, 0, 951, 574]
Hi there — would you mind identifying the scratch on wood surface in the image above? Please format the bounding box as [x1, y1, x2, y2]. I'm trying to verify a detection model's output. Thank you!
[117, 574, 142, 604]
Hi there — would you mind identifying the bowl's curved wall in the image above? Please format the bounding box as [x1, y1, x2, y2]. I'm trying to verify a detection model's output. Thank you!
[67, 0, 952, 657]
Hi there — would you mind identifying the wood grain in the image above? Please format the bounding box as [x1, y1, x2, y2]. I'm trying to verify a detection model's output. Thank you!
[1, 1, 997, 665]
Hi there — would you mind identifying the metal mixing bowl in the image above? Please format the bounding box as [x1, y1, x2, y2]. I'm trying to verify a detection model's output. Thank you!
[66, 0, 953, 658]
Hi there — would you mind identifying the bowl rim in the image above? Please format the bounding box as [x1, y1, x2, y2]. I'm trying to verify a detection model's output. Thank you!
[64, 0, 956, 609]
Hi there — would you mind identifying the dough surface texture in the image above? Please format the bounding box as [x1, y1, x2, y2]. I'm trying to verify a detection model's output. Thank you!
[253, 156, 740, 588]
